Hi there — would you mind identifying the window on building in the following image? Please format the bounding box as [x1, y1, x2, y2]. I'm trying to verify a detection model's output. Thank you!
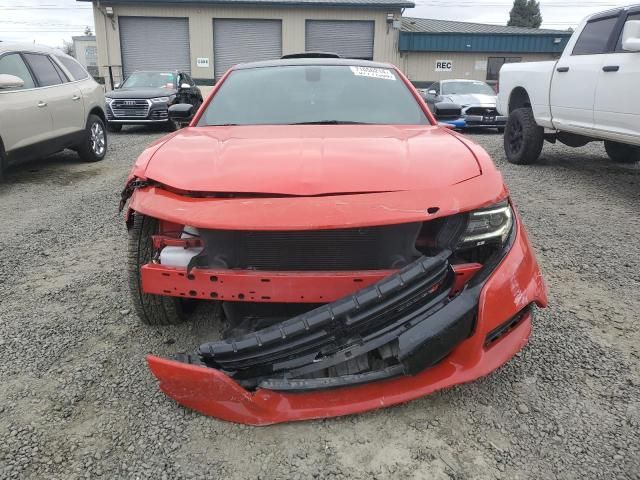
[486, 57, 522, 81]
[0, 53, 36, 89]
[56, 56, 89, 80]
[23, 53, 64, 87]
[572, 16, 619, 55]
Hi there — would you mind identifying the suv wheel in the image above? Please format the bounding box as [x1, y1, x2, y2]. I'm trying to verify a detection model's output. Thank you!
[78, 114, 107, 162]
[504, 108, 544, 165]
[604, 141, 640, 164]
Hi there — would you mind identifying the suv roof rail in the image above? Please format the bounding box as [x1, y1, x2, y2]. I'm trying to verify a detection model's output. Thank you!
[280, 52, 341, 59]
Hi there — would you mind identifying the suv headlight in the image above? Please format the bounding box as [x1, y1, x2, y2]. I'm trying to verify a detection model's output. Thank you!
[458, 200, 513, 249]
[105, 97, 113, 105]
[150, 95, 175, 104]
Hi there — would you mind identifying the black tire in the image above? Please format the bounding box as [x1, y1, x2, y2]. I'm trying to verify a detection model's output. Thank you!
[604, 140, 640, 164]
[164, 120, 178, 132]
[0, 143, 6, 183]
[504, 108, 544, 165]
[107, 122, 122, 133]
[497, 126, 505, 134]
[78, 114, 107, 162]
[128, 213, 188, 326]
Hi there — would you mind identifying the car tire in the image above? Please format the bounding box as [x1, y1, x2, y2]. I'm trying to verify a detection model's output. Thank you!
[78, 114, 107, 162]
[497, 127, 505, 134]
[504, 108, 544, 165]
[0, 142, 7, 183]
[165, 120, 178, 132]
[107, 122, 122, 133]
[128, 213, 189, 326]
[604, 140, 640, 164]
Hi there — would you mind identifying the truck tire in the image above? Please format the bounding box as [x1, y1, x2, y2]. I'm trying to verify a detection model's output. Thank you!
[604, 141, 640, 164]
[78, 114, 107, 162]
[504, 108, 544, 165]
[128, 213, 189, 325]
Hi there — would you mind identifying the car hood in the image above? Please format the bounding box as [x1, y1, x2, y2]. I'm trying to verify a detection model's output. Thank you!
[106, 87, 178, 99]
[143, 125, 482, 196]
[442, 94, 496, 107]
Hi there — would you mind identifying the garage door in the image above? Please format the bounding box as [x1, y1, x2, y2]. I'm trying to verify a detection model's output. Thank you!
[119, 17, 190, 78]
[213, 19, 282, 80]
[306, 21, 374, 60]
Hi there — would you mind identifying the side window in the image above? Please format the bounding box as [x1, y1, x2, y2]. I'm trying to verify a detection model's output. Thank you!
[50, 57, 69, 82]
[23, 53, 64, 87]
[56, 56, 89, 80]
[486, 57, 522, 81]
[616, 13, 640, 51]
[0, 53, 36, 89]
[572, 16, 619, 55]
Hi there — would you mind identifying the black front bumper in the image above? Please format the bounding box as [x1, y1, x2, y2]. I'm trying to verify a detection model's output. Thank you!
[176, 250, 481, 392]
[106, 102, 170, 124]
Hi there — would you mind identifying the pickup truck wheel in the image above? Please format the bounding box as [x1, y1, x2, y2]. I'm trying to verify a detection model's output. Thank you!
[128, 213, 188, 326]
[107, 122, 122, 133]
[504, 108, 544, 165]
[604, 141, 640, 164]
[78, 114, 107, 162]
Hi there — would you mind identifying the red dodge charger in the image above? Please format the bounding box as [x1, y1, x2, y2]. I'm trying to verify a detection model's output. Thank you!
[120, 56, 547, 425]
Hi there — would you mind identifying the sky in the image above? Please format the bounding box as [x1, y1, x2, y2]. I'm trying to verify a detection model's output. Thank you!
[0, 0, 629, 47]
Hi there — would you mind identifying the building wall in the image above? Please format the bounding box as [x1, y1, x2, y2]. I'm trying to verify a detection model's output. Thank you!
[93, 4, 402, 85]
[401, 51, 558, 85]
[73, 38, 98, 69]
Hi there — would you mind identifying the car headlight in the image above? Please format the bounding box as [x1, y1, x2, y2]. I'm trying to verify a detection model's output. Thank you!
[150, 95, 175, 104]
[105, 97, 113, 105]
[458, 200, 513, 249]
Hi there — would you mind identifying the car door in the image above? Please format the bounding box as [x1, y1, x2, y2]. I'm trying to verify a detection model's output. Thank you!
[593, 10, 640, 139]
[22, 53, 85, 139]
[0, 52, 53, 154]
[550, 13, 620, 133]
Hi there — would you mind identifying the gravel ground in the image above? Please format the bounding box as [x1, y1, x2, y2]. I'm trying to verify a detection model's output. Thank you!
[0, 126, 638, 480]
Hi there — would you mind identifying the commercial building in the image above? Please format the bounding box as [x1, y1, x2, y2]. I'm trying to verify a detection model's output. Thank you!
[81, 0, 571, 89]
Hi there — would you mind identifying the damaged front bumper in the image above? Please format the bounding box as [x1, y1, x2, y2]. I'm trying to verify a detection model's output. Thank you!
[147, 219, 547, 425]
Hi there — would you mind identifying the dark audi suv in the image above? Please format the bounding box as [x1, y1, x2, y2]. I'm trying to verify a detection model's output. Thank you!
[105, 70, 203, 132]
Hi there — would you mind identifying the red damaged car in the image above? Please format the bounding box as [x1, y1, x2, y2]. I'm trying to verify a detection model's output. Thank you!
[121, 56, 547, 425]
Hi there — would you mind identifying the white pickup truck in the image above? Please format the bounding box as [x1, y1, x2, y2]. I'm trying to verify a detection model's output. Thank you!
[498, 5, 640, 165]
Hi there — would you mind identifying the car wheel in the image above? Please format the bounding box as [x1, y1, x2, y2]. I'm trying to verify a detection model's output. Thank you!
[497, 127, 505, 134]
[604, 140, 640, 164]
[504, 108, 544, 165]
[0, 143, 7, 183]
[78, 114, 107, 162]
[128, 213, 189, 326]
[107, 122, 122, 133]
[164, 120, 178, 132]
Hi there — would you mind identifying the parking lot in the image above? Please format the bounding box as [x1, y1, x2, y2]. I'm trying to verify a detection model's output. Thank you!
[0, 129, 638, 479]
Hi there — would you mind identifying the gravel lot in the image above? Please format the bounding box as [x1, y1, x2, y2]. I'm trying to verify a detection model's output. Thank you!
[0, 126, 638, 479]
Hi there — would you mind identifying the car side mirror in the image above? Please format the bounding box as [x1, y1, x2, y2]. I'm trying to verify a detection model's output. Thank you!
[0, 74, 25, 90]
[168, 103, 194, 121]
[622, 20, 640, 52]
[180, 83, 191, 90]
[428, 89, 437, 96]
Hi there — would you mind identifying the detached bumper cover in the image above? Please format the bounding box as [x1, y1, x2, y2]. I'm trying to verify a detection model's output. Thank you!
[147, 220, 547, 424]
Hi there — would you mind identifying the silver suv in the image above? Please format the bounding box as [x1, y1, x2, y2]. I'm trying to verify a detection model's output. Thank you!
[0, 43, 108, 181]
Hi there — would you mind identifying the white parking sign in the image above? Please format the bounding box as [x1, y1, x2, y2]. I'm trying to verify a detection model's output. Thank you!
[435, 60, 453, 72]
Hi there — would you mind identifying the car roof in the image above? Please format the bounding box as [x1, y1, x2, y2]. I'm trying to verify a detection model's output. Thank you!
[233, 57, 394, 70]
[0, 42, 71, 58]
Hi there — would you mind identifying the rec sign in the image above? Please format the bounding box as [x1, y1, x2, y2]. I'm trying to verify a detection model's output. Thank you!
[435, 60, 453, 72]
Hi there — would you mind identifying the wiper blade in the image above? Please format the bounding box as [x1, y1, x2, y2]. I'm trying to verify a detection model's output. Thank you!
[289, 120, 369, 125]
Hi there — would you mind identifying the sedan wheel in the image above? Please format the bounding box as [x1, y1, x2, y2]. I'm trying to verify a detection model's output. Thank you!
[78, 114, 108, 162]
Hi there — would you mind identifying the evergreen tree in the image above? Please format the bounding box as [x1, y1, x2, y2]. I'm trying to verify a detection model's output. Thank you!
[508, 0, 542, 28]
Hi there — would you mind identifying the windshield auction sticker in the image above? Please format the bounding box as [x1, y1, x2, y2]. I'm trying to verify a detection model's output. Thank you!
[350, 66, 396, 80]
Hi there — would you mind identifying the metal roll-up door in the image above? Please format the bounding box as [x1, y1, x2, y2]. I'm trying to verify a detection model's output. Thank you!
[306, 21, 374, 60]
[213, 19, 282, 80]
[119, 17, 190, 78]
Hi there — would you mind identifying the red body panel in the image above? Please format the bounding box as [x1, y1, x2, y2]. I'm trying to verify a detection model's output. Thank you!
[146, 221, 547, 425]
